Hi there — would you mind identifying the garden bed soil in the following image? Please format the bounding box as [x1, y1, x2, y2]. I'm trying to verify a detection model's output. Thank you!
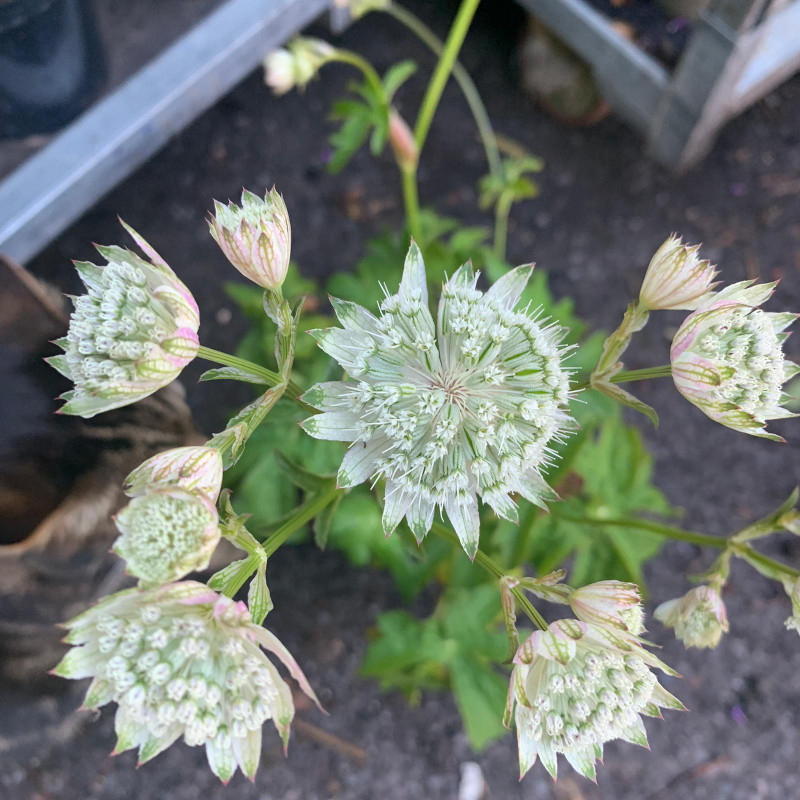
[2, 1, 800, 798]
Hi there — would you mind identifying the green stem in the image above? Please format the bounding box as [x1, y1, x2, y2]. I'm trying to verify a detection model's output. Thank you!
[195, 345, 312, 413]
[575, 364, 672, 392]
[262, 485, 342, 559]
[329, 50, 385, 105]
[413, 0, 482, 153]
[402, 168, 422, 243]
[561, 515, 726, 549]
[430, 522, 547, 629]
[733, 543, 800, 581]
[493, 192, 513, 261]
[384, 3, 501, 178]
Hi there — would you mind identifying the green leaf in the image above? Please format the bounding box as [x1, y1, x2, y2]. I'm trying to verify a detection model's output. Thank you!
[382, 60, 417, 100]
[199, 366, 268, 385]
[449, 654, 509, 749]
[248, 562, 273, 625]
[209, 555, 260, 597]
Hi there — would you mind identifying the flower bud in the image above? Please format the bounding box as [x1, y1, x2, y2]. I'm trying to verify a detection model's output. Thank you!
[54, 582, 321, 782]
[209, 188, 291, 289]
[639, 235, 717, 311]
[113, 487, 221, 584]
[263, 36, 334, 95]
[654, 585, 729, 649]
[570, 580, 644, 633]
[670, 280, 799, 441]
[47, 222, 199, 418]
[125, 446, 223, 502]
[388, 108, 418, 172]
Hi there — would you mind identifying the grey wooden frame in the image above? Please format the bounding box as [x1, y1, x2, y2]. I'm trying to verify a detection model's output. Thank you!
[516, 0, 800, 170]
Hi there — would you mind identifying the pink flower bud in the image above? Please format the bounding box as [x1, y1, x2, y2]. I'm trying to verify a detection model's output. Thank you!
[388, 108, 419, 172]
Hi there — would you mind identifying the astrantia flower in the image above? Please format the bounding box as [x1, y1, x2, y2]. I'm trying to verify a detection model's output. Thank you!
[263, 37, 334, 96]
[54, 583, 321, 782]
[210, 188, 291, 290]
[671, 281, 799, 441]
[654, 585, 729, 649]
[47, 222, 199, 418]
[570, 580, 644, 634]
[301, 243, 573, 558]
[113, 488, 221, 584]
[639, 235, 718, 311]
[507, 619, 683, 781]
[125, 446, 224, 502]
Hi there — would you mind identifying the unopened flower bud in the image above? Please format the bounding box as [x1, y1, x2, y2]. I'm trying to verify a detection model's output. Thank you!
[388, 108, 418, 172]
[210, 188, 291, 290]
[783, 577, 800, 635]
[570, 580, 643, 633]
[47, 222, 199, 418]
[639, 236, 717, 311]
[670, 280, 799, 441]
[113, 487, 221, 584]
[125, 446, 223, 503]
[654, 585, 729, 649]
[263, 36, 334, 95]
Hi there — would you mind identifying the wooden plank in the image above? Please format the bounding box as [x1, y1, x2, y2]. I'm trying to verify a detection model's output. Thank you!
[0, 0, 331, 265]
[516, 0, 669, 132]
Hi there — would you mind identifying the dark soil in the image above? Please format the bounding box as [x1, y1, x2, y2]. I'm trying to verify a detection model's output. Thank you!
[3, 1, 800, 798]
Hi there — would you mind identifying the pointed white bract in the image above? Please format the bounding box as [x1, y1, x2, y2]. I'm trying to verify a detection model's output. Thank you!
[210, 188, 291, 290]
[113, 487, 221, 585]
[300, 244, 573, 558]
[639, 235, 718, 311]
[507, 618, 683, 782]
[670, 281, 799, 441]
[654, 585, 729, 649]
[47, 222, 199, 418]
[54, 583, 321, 783]
[125, 446, 224, 502]
[263, 37, 334, 96]
[570, 580, 644, 634]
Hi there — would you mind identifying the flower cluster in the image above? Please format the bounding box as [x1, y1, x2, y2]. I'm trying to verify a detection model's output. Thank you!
[508, 617, 683, 781]
[671, 281, 798, 440]
[47, 223, 199, 418]
[639, 235, 717, 311]
[301, 243, 572, 557]
[209, 189, 291, 290]
[655, 585, 729, 649]
[54, 583, 320, 782]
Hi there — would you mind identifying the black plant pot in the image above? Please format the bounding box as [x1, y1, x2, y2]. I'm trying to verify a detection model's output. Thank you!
[0, 0, 107, 138]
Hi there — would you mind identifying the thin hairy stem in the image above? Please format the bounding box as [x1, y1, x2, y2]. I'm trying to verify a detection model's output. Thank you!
[575, 364, 672, 391]
[384, 3, 501, 178]
[262, 485, 342, 559]
[560, 514, 726, 549]
[430, 522, 547, 629]
[329, 50, 386, 105]
[493, 192, 513, 260]
[413, 0, 482, 152]
[196, 345, 313, 413]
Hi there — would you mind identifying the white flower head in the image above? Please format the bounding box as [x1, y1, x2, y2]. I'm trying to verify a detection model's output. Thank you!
[570, 580, 644, 634]
[54, 582, 321, 783]
[125, 446, 224, 502]
[210, 188, 291, 290]
[263, 36, 334, 96]
[654, 585, 729, 649]
[47, 222, 199, 418]
[507, 618, 683, 781]
[113, 487, 221, 585]
[670, 281, 799, 441]
[639, 235, 718, 311]
[301, 243, 573, 558]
